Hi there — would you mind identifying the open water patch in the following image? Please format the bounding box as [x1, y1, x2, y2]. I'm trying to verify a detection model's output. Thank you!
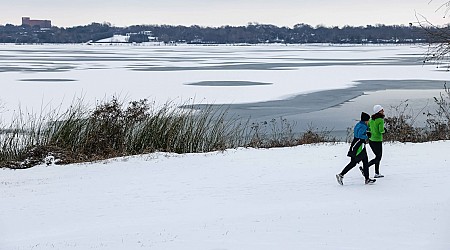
[186, 81, 273, 87]
[0, 66, 75, 73]
[183, 79, 447, 136]
[19, 79, 77, 82]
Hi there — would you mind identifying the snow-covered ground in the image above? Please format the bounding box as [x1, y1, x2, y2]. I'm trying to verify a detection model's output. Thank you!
[2, 141, 450, 250]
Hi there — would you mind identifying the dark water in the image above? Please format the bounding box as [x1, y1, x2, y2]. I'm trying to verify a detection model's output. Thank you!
[186, 79, 447, 140]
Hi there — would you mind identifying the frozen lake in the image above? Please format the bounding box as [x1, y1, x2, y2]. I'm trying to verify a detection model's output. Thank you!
[0, 44, 447, 137]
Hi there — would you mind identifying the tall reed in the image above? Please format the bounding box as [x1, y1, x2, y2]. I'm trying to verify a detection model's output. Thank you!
[0, 98, 249, 167]
[0, 97, 337, 168]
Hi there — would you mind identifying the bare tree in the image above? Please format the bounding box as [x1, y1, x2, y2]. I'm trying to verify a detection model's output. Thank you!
[434, 1, 450, 16]
[418, 1, 450, 67]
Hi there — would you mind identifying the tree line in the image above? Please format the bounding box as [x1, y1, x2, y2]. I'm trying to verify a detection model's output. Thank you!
[0, 22, 441, 44]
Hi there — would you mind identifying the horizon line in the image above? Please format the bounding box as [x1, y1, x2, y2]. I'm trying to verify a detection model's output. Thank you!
[1, 21, 426, 29]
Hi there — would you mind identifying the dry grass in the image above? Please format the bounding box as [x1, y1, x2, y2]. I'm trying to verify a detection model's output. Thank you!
[0, 98, 335, 169]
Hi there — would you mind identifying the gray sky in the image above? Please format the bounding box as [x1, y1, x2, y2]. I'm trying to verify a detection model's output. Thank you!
[1, 0, 449, 27]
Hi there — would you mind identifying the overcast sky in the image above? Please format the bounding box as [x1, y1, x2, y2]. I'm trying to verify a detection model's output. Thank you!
[1, 0, 449, 27]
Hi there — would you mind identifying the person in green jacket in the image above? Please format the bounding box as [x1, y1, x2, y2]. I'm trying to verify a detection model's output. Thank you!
[367, 104, 386, 178]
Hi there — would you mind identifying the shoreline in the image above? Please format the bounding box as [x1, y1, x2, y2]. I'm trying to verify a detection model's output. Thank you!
[185, 79, 447, 139]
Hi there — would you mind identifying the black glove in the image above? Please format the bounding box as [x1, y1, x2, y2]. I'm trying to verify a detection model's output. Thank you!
[367, 131, 372, 137]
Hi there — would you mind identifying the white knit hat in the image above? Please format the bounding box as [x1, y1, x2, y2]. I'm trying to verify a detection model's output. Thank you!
[373, 104, 384, 114]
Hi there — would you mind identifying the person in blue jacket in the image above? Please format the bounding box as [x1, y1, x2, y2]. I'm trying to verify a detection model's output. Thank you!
[336, 112, 376, 185]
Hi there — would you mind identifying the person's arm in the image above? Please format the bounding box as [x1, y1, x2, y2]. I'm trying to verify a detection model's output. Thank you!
[379, 119, 385, 134]
[357, 125, 368, 140]
[348, 138, 364, 157]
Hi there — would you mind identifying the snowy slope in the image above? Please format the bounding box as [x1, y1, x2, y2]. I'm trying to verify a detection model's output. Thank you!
[94, 35, 129, 43]
[1, 141, 450, 250]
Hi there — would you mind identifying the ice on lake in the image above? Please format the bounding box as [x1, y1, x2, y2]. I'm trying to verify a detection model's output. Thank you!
[0, 44, 447, 136]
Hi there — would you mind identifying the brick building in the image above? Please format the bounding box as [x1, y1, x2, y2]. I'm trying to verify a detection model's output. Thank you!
[22, 17, 51, 28]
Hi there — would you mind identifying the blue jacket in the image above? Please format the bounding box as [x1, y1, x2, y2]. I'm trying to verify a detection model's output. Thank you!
[347, 121, 369, 158]
[354, 121, 368, 140]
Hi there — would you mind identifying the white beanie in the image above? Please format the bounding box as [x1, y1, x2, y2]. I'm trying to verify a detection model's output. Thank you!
[373, 104, 384, 114]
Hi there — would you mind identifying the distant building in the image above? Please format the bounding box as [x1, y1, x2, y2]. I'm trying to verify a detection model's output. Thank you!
[22, 17, 51, 28]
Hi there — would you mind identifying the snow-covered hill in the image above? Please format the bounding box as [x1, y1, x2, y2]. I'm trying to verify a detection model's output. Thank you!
[1, 141, 450, 250]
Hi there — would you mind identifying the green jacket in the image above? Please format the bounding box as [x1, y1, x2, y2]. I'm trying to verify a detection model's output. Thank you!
[369, 114, 385, 142]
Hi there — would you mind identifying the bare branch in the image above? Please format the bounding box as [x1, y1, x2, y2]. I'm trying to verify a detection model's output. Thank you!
[416, 2, 450, 68]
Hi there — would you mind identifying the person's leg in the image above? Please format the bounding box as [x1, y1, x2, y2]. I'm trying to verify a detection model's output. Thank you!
[361, 150, 376, 184]
[361, 153, 369, 180]
[340, 158, 357, 176]
[368, 140, 382, 173]
[368, 140, 376, 167]
[374, 142, 383, 175]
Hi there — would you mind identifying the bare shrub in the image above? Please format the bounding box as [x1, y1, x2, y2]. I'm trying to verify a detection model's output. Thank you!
[298, 127, 336, 145]
[425, 83, 450, 140]
[384, 101, 426, 142]
[246, 119, 336, 148]
[383, 85, 450, 142]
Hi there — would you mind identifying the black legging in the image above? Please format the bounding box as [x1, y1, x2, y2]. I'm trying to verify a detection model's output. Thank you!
[368, 140, 383, 174]
[340, 149, 369, 180]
